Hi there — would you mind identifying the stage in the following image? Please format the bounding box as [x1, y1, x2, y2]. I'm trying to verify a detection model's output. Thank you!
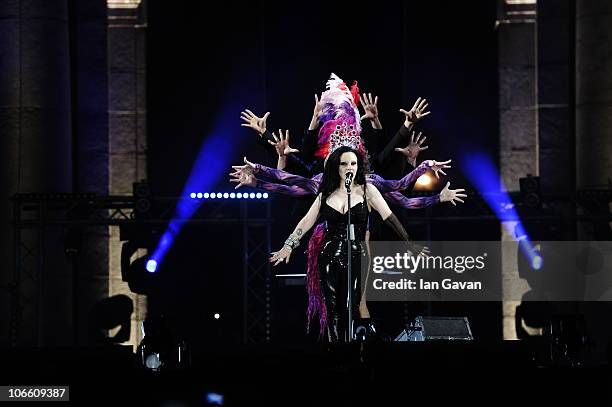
[3, 0, 612, 405]
[2, 340, 610, 405]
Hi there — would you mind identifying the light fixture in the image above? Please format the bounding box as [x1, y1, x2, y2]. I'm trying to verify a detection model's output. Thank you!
[146, 259, 158, 273]
[137, 316, 190, 372]
[416, 174, 432, 187]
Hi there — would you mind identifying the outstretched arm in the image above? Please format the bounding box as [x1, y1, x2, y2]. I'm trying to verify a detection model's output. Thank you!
[367, 184, 423, 255]
[372, 97, 431, 167]
[394, 131, 429, 168]
[308, 93, 324, 131]
[300, 94, 324, 161]
[369, 159, 452, 193]
[382, 181, 467, 209]
[399, 97, 431, 127]
[383, 191, 440, 209]
[360, 93, 382, 130]
[267, 129, 300, 170]
[229, 170, 314, 196]
[240, 110, 314, 174]
[270, 194, 322, 265]
[359, 93, 383, 163]
[241, 109, 270, 136]
[229, 159, 315, 196]
[372, 123, 412, 167]
[256, 179, 314, 196]
[241, 109, 277, 156]
[256, 165, 319, 194]
[232, 157, 319, 193]
[368, 161, 431, 193]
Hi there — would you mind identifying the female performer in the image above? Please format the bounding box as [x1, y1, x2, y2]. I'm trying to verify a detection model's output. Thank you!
[269, 146, 423, 342]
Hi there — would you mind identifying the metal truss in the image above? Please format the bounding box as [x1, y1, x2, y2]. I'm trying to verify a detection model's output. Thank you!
[9, 193, 272, 346]
[9, 189, 611, 346]
[398, 190, 612, 223]
[242, 203, 272, 344]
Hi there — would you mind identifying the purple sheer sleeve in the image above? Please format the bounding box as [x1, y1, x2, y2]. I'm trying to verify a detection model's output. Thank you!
[367, 161, 431, 193]
[254, 179, 314, 196]
[383, 191, 440, 209]
[255, 164, 320, 194]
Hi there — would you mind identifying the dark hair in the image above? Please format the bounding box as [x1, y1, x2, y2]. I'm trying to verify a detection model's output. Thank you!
[318, 146, 367, 200]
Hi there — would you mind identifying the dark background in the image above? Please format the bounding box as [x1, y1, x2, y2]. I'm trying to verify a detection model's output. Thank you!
[146, 0, 500, 346]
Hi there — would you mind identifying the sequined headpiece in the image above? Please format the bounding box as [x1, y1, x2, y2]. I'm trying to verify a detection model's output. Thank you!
[314, 73, 366, 159]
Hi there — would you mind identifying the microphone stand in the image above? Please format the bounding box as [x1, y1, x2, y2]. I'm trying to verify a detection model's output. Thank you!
[345, 176, 354, 343]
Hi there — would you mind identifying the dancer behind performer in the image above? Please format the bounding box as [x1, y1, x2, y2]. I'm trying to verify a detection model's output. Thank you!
[237, 74, 465, 340]
[269, 146, 422, 343]
[240, 73, 431, 176]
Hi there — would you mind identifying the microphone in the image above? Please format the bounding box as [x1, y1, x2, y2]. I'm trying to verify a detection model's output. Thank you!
[345, 171, 354, 189]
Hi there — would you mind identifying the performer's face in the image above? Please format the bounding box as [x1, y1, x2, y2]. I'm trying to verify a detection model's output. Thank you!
[339, 152, 358, 183]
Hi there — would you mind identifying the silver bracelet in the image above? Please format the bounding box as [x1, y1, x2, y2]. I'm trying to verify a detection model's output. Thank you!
[284, 234, 300, 249]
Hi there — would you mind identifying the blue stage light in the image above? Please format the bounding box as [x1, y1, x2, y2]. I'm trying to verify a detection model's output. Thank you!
[230, 193, 236, 198]
[190, 192, 196, 199]
[146, 259, 158, 273]
[203, 192, 209, 199]
[256, 192, 262, 199]
[462, 152, 540, 268]
[206, 392, 224, 406]
[263, 193, 269, 199]
[210, 193, 216, 199]
[197, 192, 203, 199]
[223, 192, 229, 198]
[150, 98, 250, 269]
[249, 193, 255, 199]
[236, 192, 242, 199]
[531, 253, 543, 270]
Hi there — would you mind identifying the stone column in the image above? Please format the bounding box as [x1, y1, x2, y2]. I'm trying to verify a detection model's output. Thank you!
[576, 1, 612, 190]
[107, 0, 148, 350]
[576, 0, 612, 364]
[71, 0, 110, 345]
[538, 0, 573, 196]
[497, 0, 538, 340]
[0, 0, 73, 346]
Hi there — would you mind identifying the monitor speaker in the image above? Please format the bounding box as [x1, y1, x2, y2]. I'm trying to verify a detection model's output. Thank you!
[394, 316, 473, 341]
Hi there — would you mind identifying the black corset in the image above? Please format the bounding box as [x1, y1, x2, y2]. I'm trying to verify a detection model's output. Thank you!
[321, 200, 369, 243]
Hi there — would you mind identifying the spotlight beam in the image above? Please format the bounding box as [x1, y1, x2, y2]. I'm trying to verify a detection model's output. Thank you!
[149, 104, 250, 269]
[461, 152, 540, 266]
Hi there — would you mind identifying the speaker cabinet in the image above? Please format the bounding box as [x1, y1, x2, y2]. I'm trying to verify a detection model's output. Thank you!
[395, 316, 474, 341]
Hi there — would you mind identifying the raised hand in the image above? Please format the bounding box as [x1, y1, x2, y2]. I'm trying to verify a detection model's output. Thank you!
[426, 159, 452, 179]
[312, 93, 324, 119]
[229, 169, 255, 190]
[229, 157, 258, 189]
[268, 129, 300, 157]
[394, 131, 429, 166]
[309, 94, 325, 131]
[269, 246, 292, 266]
[240, 109, 270, 135]
[231, 156, 258, 175]
[439, 181, 467, 206]
[399, 97, 431, 125]
[360, 93, 379, 121]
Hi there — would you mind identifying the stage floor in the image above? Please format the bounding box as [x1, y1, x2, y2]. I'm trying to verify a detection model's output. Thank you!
[1, 341, 610, 405]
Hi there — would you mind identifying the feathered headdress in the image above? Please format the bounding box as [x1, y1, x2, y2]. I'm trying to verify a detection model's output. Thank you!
[315, 73, 366, 159]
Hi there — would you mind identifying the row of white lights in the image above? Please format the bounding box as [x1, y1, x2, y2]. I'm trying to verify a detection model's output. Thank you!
[189, 192, 269, 199]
